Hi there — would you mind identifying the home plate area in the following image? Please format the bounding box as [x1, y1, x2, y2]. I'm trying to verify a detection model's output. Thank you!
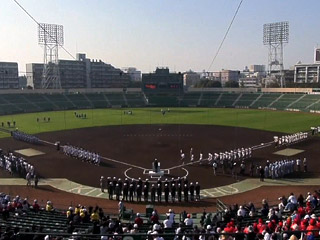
[273, 148, 305, 157]
[15, 148, 45, 157]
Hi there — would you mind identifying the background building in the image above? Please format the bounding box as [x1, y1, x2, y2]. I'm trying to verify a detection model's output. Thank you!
[294, 63, 320, 83]
[293, 49, 320, 84]
[26, 53, 130, 89]
[239, 77, 261, 88]
[183, 70, 200, 87]
[249, 65, 266, 73]
[0, 62, 19, 89]
[18, 76, 27, 88]
[201, 70, 240, 86]
[215, 70, 240, 86]
[26, 63, 43, 88]
[122, 67, 141, 82]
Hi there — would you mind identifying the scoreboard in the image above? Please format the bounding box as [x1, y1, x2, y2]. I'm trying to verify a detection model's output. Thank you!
[142, 68, 183, 93]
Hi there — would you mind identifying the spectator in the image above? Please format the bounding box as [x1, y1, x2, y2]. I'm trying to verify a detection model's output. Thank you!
[237, 205, 246, 219]
[130, 224, 139, 234]
[184, 214, 194, 227]
[45, 200, 53, 212]
[134, 213, 143, 227]
[151, 211, 159, 224]
[166, 209, 175, 224]
[163, 215, 173, 229]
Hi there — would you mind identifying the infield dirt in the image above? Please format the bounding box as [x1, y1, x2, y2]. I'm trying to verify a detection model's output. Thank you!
[1, 124, 319, 190]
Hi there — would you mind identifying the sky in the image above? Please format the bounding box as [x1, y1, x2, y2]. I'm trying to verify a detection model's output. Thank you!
[1, 0, 320, 75]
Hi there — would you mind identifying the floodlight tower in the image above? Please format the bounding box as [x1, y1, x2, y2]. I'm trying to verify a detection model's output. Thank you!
[263, 21, 289, 87]
[38, 23, 64, 89]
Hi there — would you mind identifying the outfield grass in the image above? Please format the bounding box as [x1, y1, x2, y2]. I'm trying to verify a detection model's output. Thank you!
[0, 108, 319, 138]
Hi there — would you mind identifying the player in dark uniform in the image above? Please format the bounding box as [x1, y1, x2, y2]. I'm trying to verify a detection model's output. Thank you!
[123, 183, 128, 201]
[177, 184, 182, 202]
[171, 184, 176, 203]
[143, 185, 149, 202]
[151, 184, 156, 203]
[157, 184, 162, 203]
[164, 184, 169, 203]
[136, 185, 142, 202]
[189, 182, 195, 201]
[129, 184, 134, 202]
[184, 184, 189, 202]
[108, 182, 113, 200]
[195, 182, 200, 201]
[115, 184, 120, 201]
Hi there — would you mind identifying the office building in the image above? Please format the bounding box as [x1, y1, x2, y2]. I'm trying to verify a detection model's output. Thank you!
[122, 67, 141, 82]
[26, 53, 130, 89]
[183, 70, 200, 87]
[0, 62, 19, 89]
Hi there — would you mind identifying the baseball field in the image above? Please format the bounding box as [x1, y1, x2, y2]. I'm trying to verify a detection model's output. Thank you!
[1, 107, 320, 213]
[0, 108, 320, 138]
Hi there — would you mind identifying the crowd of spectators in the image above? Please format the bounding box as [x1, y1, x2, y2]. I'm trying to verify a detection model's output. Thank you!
[0, 190, 320, 239]
[100, 176, 201, 203]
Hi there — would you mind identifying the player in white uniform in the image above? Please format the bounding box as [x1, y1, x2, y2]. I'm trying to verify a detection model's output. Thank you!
[212, 161, 218, 176]
[199, 152, 203, 164]
[181, 152, 185, 165]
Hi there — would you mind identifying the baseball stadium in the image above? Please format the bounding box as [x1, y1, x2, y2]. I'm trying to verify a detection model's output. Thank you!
[1, 88, 320, 239]
[2, 0, 320, 239]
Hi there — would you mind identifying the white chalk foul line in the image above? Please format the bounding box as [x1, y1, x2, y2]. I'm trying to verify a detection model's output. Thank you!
[39, 139, 55, 146]
[101, 156, 146, 170]
[38, 138, 148, 171]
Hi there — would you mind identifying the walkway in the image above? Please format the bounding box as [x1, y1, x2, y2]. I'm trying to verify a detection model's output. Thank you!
[1, 177, 320, 200]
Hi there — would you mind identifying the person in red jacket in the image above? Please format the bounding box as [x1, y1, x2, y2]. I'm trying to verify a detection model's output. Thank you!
[253, 223, 259, 233]
[306, 201, 314, 215]
[150, 211, 159, 224]
[275, 221, 283, 233]
[306, 219, 319, 236]
[32, 199, 40, 212]
[300, 219, 308, 231]
[134, 213, 143, 227]
[290, 218, 300, 231]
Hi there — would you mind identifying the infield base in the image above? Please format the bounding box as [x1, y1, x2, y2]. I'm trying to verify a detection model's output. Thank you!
[273, 148, 305, 157]
[15, 148, 45, 157]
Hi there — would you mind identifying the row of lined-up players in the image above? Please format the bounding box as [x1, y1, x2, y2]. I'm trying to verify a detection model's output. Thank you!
[100, 177, 201, 203]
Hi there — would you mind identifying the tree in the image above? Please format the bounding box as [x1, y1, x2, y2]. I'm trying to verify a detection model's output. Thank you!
[208, 80, 222, 88]
[194, 79, 222, 88]
[267, 81, 280, 88]
[224, 81, 239, 88]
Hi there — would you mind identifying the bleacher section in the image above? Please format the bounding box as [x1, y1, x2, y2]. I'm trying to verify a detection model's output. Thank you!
[125, 93, 146, 107]
[1, 92, 320, 115]
[215, 93, 240, 107]
[269, 94, 304, 110]
[104, 93, 126, 107]
[250, 93, 281, 108]
[235, 93, 260, 107]
[0, 209, 92, 234]
[180, 92, 201, 106]
[84, 93, 110, 108]
[199, 92, 221, 107]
